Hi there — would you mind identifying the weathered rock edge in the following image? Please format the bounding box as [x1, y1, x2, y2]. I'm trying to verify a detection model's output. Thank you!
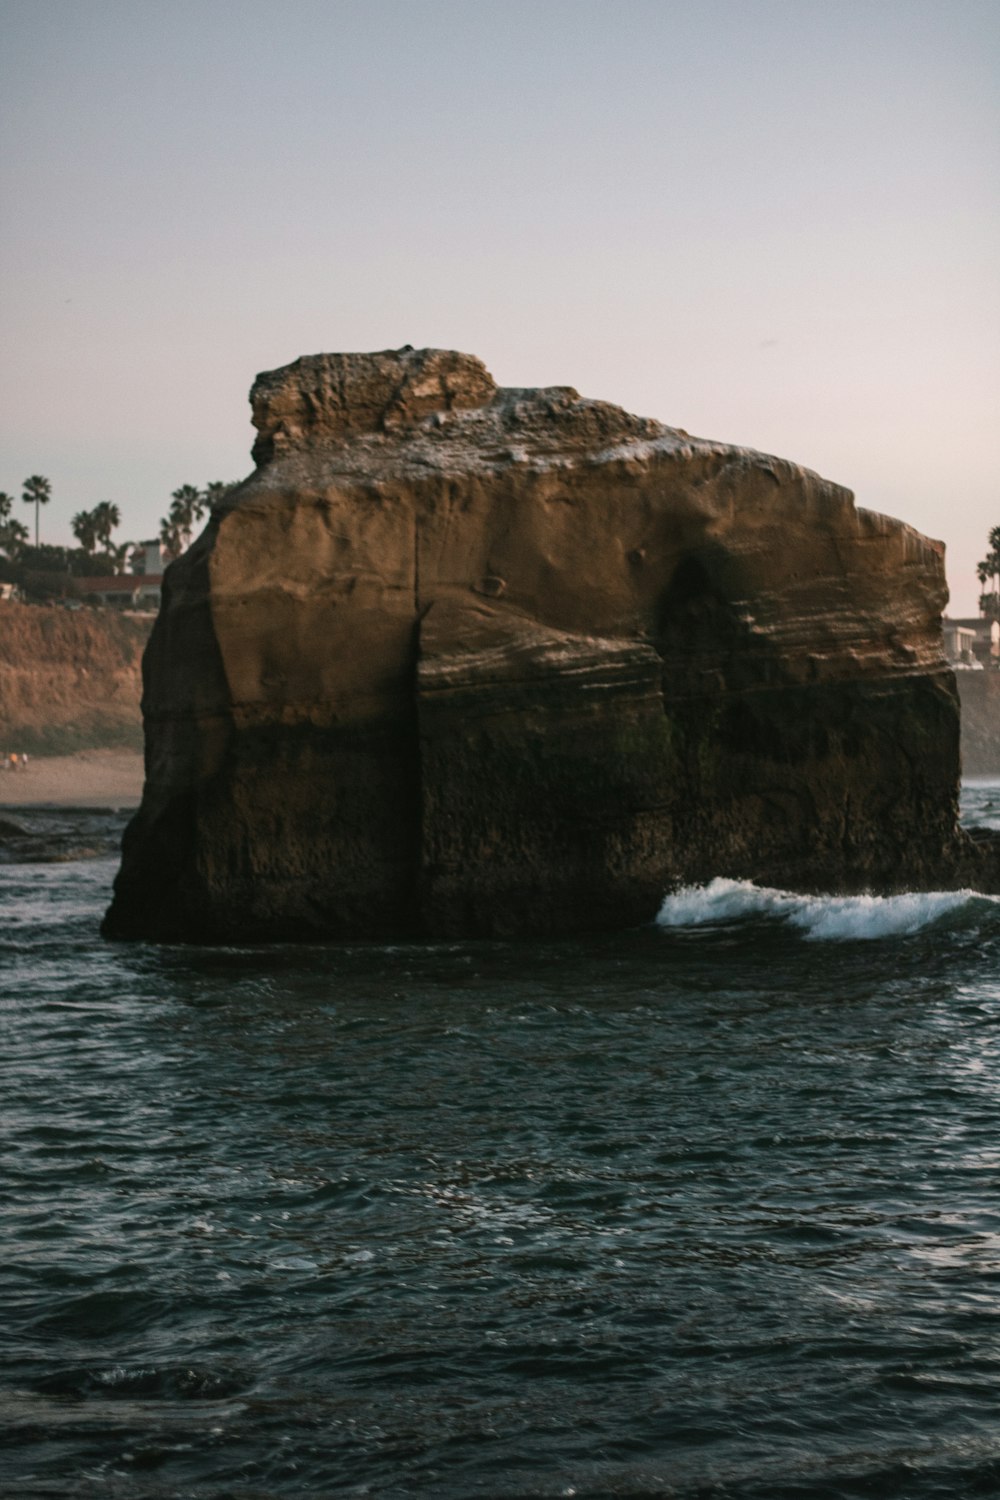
[103, 347, 1000, 941]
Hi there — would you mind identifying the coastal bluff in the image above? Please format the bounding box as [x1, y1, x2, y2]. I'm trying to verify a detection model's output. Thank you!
[0, 604, 151, 757]
[104, 347, 992, 941]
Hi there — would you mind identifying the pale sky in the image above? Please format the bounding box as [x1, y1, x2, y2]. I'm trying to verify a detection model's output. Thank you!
[1, 0, 997, 612]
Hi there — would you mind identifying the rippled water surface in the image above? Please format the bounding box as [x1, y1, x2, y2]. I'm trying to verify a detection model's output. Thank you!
[4, 784, 1000, 1498]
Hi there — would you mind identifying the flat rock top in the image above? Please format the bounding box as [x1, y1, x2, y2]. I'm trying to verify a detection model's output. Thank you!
[251, 347, 498, 454]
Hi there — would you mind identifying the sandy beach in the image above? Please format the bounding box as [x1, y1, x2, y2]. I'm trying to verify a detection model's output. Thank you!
[0, 748, 145, 809]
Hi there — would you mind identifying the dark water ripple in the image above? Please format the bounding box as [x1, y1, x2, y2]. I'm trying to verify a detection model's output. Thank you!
[3, 791, 1000, 1496]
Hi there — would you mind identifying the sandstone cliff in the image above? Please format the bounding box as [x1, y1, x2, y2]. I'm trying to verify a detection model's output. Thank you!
[0, 604, 151, 757]
[105, 347, 994, 941]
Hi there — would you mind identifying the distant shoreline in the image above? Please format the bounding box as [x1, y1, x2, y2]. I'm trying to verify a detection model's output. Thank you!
[1, 749, 995, 816]
[0, 748, 144, 809]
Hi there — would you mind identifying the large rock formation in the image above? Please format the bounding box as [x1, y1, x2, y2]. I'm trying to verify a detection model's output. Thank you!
[104, 347, 994, 941]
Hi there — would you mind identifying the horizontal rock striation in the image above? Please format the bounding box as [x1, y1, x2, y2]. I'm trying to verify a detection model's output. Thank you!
[104, 347, 997, 941]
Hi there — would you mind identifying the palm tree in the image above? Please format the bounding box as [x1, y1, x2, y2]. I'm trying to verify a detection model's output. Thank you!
[977, 526, 1000, 622]
[0, 516, 29, 560]
[159, 483, 206, 559]
[159, 514, 184, 563]
[105, 539, 132, 575]
[71, 509, 100, 554]
[92, 501, 122, 551]
[0, 492, 13, 521]
[172, 484, 206, 542]
[158, 480, 232, 561]
[204, 480, 236, 508]
[22, 475, 52, 547]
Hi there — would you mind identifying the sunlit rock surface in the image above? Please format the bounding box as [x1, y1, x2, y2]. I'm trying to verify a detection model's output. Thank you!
[104, 347, 992, 941]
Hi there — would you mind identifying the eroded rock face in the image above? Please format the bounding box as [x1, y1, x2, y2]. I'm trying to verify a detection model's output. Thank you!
[104, 347, 991, 941]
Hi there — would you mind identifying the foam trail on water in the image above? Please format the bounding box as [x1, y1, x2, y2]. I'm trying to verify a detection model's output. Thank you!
[656, 877, 994, 941]
[786, 890, 980, 941]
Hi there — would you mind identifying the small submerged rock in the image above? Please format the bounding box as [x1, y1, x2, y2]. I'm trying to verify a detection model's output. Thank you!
[0, 809, 129, 865]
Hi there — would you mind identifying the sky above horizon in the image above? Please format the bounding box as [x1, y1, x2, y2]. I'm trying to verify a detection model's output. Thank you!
[1, 0, 997, 612]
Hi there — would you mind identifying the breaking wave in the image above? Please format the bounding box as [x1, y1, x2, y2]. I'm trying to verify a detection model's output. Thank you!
[655, 877, 997, 941]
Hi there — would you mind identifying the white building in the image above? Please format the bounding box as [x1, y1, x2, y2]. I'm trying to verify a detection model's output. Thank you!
[943, 616, 1000, 668]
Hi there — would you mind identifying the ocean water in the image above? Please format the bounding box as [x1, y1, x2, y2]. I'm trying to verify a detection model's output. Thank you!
[4, 784, 1000, 1499]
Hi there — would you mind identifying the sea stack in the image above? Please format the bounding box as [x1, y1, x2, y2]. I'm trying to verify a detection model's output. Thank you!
[105, 347, 976, 941]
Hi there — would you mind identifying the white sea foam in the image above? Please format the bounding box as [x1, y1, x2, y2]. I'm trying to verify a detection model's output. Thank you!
[655, 877, 993, 941]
